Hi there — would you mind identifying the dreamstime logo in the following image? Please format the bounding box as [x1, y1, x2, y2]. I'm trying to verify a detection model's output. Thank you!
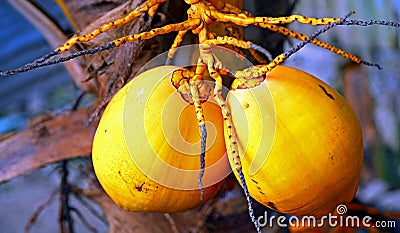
[336, 204, 347, 214]
[257, 204, 397, 229]
[122, 44, 276, 190]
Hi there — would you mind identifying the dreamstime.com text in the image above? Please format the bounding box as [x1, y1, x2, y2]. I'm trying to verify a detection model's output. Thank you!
[257, 204, 397, 228]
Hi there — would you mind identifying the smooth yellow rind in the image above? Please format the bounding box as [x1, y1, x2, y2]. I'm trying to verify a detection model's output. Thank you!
[92, 66, 227, 212]
[226, 66, 363, 217]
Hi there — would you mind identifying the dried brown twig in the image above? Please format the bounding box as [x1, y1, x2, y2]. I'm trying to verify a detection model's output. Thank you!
[25, 189, 58, 233]
[59, 161, 74, 233]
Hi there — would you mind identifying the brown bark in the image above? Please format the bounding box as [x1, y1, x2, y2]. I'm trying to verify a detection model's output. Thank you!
[0, 109, 96, 183]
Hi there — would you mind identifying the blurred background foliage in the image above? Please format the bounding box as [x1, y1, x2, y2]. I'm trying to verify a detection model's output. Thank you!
[0, 0, 399, 232]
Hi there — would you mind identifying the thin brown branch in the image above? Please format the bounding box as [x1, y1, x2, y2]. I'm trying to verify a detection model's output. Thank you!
[164, 213, 180, 233]
[69, 158, 97, 187]
[70, 207, 99, 233]
[85, 94, 115, 126]
[71, 190, 107, 222]
[70, 91, 86, 111]
[59, 161, 74, 233]
[25, 189, 58, 233]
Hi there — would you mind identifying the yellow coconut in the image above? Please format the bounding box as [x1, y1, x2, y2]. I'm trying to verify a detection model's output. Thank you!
[92, 66, 230, 212]
[225, 65, 363, 217]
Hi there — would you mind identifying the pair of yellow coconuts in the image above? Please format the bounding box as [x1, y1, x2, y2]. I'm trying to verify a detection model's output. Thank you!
[92, 65, 363, 217]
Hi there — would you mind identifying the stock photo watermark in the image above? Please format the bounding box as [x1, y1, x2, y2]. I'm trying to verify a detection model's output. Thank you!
[257, 204, 397, 229]
[123, 44, 276, 190]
